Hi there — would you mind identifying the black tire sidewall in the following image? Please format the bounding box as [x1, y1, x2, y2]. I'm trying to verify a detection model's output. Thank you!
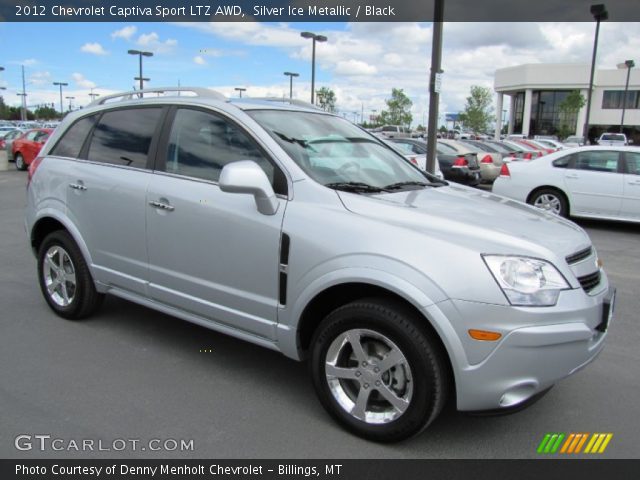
[532, 189, 568, 217]
[310, 300, 445, 442]
[15, 154, 25, 171]
[37, 231, 90, 319]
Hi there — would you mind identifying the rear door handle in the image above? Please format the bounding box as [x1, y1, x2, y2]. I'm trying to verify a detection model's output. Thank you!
[628, 180, 640, 186]
[148, 200, 175, 212]
[565, 174, 579, 179]
[68, 183, 87, 191]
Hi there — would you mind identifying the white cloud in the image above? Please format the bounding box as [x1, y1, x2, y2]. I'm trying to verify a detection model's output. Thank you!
[335, 59, 377, 76]
[193, 56, 207, 66]
[111, 25, 137, 41]
[136, 32, 178, 54]
[72, 73, 97, 89]
[28, 71, 52, 86]
[162, 21, 640, 125]
[80, 42, 108, 56]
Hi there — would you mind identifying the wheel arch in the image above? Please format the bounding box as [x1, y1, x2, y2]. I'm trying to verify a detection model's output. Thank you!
[526, 185, 570, 215]
[291, 281, 456, 401]
[30, 213, 94, 269]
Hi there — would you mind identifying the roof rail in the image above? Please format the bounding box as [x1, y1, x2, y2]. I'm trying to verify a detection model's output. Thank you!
[89, 87, 226, 106]
[247, 97, 323, 110]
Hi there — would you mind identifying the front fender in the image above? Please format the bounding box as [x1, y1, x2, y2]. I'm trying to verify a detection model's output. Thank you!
[276, 258, 450, 360]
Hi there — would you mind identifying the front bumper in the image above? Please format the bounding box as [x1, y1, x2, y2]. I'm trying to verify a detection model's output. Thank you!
[424, 281, 613, 411]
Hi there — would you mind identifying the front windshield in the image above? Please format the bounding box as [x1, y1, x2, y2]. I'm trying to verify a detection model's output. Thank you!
[248, 110, 439, 192]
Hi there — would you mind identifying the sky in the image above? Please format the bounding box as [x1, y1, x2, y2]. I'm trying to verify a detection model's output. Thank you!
[1, 21, 639, 126]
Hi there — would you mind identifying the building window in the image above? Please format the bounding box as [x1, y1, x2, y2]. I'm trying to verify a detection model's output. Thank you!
[529, 90, 578, 136]
[513, 92, 525, 133]
[602, 90, 640, 109]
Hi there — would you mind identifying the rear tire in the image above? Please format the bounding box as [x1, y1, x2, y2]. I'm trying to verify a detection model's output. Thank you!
[529, 188, 568, 218]
[15, 153, 26, 171]
[310, 298, 449, 442]
[37, 230, 103, 320]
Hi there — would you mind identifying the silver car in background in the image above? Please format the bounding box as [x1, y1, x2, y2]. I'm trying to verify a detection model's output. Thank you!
[25, 87, 614, 442]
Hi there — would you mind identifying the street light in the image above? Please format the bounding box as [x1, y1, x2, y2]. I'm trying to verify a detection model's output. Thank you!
[300, 31, 327, 104]
[53, 82, 68, 117]
[65, 96, 75, 112]
[583, 3, 608, 145]
[618, 59, 635, 133]
[283, 72, 299, 99]
[127, 49, 153, 92]
[234, 87, 246, 98]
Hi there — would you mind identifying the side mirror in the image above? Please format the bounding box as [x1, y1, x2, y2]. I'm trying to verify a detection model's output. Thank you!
[219, 160, 279, 216]
[628, 139, 633, 145]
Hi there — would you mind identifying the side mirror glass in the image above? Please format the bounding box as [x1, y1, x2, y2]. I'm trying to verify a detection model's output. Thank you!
[219, 160, 279, 216]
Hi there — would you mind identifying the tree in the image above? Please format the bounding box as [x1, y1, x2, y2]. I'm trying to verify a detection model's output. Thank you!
[458, 85, 494, 134]
[316, 87, 336, 113]
[378, 88, 413, 127]
[34, 104, 59, 120]
[557, 90, 586, 140]
[0, 96, 9, 120]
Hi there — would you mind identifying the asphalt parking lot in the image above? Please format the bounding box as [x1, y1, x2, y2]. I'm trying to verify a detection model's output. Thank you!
[1, 166, 638, 459]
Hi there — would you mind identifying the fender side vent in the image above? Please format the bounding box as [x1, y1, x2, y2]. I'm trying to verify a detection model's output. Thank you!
[279, 233, 290, 305]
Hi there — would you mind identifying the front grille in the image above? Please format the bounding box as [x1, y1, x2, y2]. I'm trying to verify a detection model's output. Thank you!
[577, 270, 601, 293]
[566, 247, 593, 265]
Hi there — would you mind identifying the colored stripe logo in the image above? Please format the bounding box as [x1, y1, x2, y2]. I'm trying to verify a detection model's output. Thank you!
[537, 433, 613, 454]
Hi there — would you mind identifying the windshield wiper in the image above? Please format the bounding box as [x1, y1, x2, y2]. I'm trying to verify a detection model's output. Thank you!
[383, 181, 432, 190]
[325, 182, 389, 193]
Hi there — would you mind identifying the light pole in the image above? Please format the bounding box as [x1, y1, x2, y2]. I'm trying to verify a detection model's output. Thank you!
[234, 87, 246, 98]
[53, 82, 68, 118]
[0, 65, 4, 89]
[89, 88, 100, 101]
[300, 31, 327, 104]
[426, 0, 444, 175]
[618, 59, 635, 133]
[284, 72, 299, 99]
[65, 96, 75, 112]
[583, 4, 608, 145]
[128, 49, 153, 92]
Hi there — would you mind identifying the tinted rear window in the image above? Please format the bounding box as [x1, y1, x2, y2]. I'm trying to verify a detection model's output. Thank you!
[50, 115, 97, 159]
[87, 108, 162, 169]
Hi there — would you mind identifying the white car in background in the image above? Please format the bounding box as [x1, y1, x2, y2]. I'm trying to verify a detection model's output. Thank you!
[598, 133, 631, 147]
[493, 146, 640, 222]
[563, 136, 586, 148]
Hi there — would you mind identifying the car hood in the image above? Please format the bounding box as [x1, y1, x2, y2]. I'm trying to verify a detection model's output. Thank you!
[337, 184, 590, 258]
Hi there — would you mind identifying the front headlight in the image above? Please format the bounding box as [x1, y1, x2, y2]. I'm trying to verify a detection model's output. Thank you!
[482, 255, 570, 306]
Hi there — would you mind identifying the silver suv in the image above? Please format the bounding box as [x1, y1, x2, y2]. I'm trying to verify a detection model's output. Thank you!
[25, 87, 614, 442]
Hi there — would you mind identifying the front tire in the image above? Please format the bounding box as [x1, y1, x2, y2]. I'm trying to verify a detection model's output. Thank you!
[15, 153, 26, 171]
[310, 298, 449, 442]
[37, 230, 103, 320]
[529, 188, 568, 217]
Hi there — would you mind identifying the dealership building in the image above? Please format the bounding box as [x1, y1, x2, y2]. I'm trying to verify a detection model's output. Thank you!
[494, 63, 640, 143]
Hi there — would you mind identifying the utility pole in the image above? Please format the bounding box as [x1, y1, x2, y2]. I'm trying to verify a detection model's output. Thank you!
[426, 0, 444, 175]
[20, 65, 28, 121]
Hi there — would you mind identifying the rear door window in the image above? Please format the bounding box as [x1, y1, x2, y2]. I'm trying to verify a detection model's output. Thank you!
[624, 152, 640, 175]
[87, 107, 163, 169]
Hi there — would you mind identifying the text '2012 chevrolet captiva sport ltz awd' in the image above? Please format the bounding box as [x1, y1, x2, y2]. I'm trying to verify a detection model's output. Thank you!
[25, 87, 614, 442]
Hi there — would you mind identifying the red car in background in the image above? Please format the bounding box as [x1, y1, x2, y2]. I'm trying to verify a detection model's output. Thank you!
[12, 128, 52, 171]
